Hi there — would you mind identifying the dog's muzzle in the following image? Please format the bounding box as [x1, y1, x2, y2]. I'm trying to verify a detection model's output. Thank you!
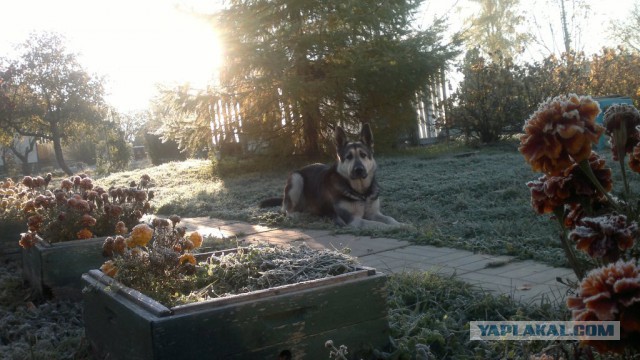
[352, 165, 368, 179]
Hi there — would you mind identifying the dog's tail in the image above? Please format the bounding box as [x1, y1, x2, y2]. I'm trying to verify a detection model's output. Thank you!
[259, 197, 283, 208]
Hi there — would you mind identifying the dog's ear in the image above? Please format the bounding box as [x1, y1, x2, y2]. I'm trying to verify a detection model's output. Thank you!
[360, 123, 373, 149]
[335, 126, 347, 149]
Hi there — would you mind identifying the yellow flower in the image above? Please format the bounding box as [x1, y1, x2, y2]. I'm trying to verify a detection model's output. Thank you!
[76, 228, 94, 239]
[188, 231, 203, 248]
[100, 260, 118, 277]
[129, 223, 153, 247]
[178, 253, 196, 265]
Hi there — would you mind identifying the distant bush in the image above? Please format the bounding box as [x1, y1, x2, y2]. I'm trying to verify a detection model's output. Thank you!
[144, 133, 186, 166]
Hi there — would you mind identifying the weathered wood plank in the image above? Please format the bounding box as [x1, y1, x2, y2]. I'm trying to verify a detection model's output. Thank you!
[81, 267, 390, 360]
[22, 237, 107, 297]
[0, 220, 24, 260]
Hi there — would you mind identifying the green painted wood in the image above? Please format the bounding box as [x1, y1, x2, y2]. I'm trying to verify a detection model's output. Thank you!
[0, 220, 24, 259]
[81, 268, 390, 360]
[22, 237, 107, 297]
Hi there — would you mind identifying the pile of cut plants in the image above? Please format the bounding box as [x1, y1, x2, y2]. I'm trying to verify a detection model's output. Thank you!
[100, 217, 360, 308]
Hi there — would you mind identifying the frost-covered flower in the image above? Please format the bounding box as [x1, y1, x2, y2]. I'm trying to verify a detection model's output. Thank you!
[178, 253, 196, 265]
[520, 94, 603, 175]
[79, 214, 97, 227]
[115, 221, 127, 235]
[128, 223, 153, 247]
[526, 152, 612, 215]
[76, 228, 94, 239]
[603, 103, 640, 161]
[569, 214, 636, 263]
[567, 260, 640, 353]
[188, 232, 203, 248]
[100, 260, 118, 277]
[19, 232, 36, 249]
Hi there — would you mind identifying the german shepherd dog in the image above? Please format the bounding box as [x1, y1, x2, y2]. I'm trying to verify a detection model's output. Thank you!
[260, 124, 403, 229]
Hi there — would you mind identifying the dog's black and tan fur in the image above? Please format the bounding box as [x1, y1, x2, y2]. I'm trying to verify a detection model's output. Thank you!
[260, 124, 402, 229]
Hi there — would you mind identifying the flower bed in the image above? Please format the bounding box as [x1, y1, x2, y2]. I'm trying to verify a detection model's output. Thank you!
[82, 250, 388, 360]
[21, 235, 108, 298]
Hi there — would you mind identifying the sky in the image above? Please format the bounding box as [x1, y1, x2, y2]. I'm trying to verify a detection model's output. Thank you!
[1, 0, 222, 113]
[1, 0, 637, 113]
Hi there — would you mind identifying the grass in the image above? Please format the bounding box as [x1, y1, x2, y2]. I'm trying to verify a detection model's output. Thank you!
[25, 139, 618, 358]
[96, 140, 569, 267]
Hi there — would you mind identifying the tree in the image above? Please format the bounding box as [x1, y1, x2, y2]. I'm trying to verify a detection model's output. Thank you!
[463, 0, 531, 62]
[447, 49, 530, 143]
[609, 1, 640, 52]
[527, 0, 591, 58]
[161, 0, 459, 158]
[0, 32, 106, 175]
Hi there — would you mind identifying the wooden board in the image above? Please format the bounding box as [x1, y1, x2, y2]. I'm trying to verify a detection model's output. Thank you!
[0, 220, 24, 260]
[22, 237, 107, 298]
[82, 267, 389, 360]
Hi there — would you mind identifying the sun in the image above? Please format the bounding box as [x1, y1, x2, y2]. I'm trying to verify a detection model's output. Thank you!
[158, 7, 224, 90]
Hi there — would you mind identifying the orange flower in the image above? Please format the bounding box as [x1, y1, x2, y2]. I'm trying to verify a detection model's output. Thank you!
[128, 223, 153, 247]
[76, 228, 94, 239]
[100, 260, 118, 277]
[189, 231, 203, 248]
[519, 94, 603, 175]
[178, 253, 196, 265]
[567, 260, 640, 353]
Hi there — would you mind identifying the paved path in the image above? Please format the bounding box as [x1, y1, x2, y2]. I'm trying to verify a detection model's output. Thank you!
[179, 217, 577, 304]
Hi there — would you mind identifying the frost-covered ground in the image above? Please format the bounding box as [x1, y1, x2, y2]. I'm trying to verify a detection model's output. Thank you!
[0, 257, 89, 360]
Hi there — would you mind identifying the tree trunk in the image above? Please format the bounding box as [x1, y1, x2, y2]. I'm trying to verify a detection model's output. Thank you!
[302, 103, 321, 158]
[51, 122, 73, 175]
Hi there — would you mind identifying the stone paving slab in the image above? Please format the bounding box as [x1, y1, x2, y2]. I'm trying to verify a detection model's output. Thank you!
[300, 233, 411, 257]
[176, 217, 576, 303]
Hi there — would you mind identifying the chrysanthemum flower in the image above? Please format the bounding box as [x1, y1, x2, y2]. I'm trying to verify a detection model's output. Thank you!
[603, 103, 640, 161]
[629, 144, 640, 173]
[567, 260, 640, 353]
[102, 237, 115, 257]
[100, 260, 118, 277]
[169, 214, 181, 225]
[113, 236, 126, 255]
[79, 214, 97, 227]
[189, 231, 203, 248]
[569, 214, 636, 263]
[128, 223, 153, 247]
[19, 232, 36, 249]
[115, 221, 127, 235]
[77, 228, 94, 240]
[526, 152, 612, 215]
[60, 179, 73, 191]
[520, 94, 603, 175]
[178, 253, 196, 266]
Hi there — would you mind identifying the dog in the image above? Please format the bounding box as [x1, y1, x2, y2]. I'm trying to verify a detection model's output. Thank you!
[260, 123, 403, 229]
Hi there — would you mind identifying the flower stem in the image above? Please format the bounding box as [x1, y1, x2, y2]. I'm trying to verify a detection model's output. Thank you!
[613, 123, 631, 199]
[553, 208, 584, 281]
[577, 159, 618, 210]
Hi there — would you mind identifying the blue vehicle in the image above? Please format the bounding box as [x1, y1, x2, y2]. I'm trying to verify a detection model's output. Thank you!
[593, 95, 634, 149]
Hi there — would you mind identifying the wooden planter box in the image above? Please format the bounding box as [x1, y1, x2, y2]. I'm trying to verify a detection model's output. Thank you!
[22, 236, 107, 298]
[0, 219, 24, 260]
[81, 263, 389, 360]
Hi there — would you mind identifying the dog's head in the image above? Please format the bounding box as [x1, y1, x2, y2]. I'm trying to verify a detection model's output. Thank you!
[335, 124, 377, 189]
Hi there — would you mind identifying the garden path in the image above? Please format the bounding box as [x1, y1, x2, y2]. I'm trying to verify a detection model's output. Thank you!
[180, 217, 577, 305]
